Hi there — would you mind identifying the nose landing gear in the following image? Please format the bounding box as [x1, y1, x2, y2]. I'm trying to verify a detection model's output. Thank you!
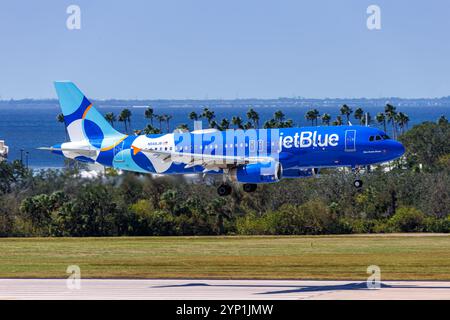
[353, 179, 363, 188]
[351, 165, 364, 189]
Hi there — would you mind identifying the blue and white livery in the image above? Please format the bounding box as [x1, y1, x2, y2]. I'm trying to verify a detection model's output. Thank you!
[41, 82, 405, 196]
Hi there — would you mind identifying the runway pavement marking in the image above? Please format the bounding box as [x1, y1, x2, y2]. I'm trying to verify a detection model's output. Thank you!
[0, 279, 449, 300]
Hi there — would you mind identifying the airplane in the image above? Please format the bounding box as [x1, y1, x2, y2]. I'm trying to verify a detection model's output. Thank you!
[40, 81, 405, 196]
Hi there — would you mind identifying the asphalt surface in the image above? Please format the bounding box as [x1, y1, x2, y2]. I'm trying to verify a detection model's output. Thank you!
[1, 279, 449, 300]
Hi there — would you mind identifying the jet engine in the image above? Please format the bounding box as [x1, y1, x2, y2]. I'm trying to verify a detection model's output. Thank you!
[230, 161, 283, 183]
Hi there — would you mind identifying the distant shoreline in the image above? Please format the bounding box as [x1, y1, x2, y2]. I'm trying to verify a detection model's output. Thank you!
[2, 97, 450, 108]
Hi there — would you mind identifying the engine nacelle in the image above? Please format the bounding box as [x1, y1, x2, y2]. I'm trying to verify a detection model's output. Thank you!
[230, 161, 283, 184]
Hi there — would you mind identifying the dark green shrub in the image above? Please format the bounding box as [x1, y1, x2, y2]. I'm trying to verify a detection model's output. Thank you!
[389, 207, 425, 232]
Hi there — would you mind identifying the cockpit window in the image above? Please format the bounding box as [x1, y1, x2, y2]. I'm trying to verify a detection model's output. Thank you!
[370, 134, 390, 142]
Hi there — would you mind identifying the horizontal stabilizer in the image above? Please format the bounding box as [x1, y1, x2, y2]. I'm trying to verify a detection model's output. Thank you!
[37, 146, 97, 157]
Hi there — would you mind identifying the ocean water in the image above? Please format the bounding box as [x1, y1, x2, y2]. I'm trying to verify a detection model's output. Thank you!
[0, 102, 448, 168]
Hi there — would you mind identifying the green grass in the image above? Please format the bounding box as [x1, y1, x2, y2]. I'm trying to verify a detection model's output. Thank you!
[0, 235, 449, 280]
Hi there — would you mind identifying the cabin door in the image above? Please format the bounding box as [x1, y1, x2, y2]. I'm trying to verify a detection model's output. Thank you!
[345, 130, 356, 152]
[113, 141, 125, 162]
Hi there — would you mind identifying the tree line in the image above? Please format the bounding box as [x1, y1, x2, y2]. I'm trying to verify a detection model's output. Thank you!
[56, 103, 418, 139]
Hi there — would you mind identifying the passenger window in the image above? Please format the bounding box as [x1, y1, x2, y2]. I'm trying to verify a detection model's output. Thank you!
[258, 140, 264, 152]
[376, 135, 381, 141]
[249, 140, 256, 152]
[369, 136, 374, 142]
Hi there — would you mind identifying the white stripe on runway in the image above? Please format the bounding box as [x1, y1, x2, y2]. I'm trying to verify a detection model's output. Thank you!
[0, 279, 449, 300]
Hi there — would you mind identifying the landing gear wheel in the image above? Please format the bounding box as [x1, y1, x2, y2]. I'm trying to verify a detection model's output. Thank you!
[353, 179, 363, 188]
[217, 184, 232, 196]
[243, 183, 257, 193]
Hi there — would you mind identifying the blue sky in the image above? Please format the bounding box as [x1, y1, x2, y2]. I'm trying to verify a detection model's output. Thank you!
[0, 0, 449, 99]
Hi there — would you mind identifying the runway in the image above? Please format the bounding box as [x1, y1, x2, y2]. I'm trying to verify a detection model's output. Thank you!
[0, 279, 449, 300]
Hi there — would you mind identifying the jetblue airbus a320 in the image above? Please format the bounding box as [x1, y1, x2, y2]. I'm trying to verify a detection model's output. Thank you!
[40, 82, 405, 196]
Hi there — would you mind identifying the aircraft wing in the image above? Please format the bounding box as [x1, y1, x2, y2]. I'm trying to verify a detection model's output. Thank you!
[139, 148, 275, 171]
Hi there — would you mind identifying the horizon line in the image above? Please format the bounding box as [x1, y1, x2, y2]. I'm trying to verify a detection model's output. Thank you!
[2, 96, 450, 103]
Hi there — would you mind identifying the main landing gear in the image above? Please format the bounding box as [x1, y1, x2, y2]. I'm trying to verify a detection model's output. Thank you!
[243, 183, 257, 193]
[216, 183, 258, 196]
[217, 184, 232, 196]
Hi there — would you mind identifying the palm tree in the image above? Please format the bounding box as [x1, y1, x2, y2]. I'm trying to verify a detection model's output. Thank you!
[56, 113, 69, 140]
[104, 112, 116, 127]
[189, 111, 199, 121]
[395, 112, 409, 135]
[57, 113, 65, 124]
[321, 113, 331, 126]
[364, 112, 372, 126]
[376, 112, 387, 132]
[176, 123, 189, 131]
[153, 114, 164, 131]
[283, 119, 294, 128]
[332, 115, 343, 126]
[118, 114, 126, 132]
[209, 120, 219, 129]
[312, 109, 320, 125]
[263, 119, 277, 129]
[305, 109, 319, 126]
[143, 124, 161, 134]
[219, 118, 230, 130]
[202, 107, 215, 126]
[165, 115, 173, 132]
[243, 121, 253, 130]
[231, 116, 244, 129]
[340, 104, 353, 124]
[354, 107, 364, 125]
[274, 110, 285, 123]
[384, 103, 397, 138]
[119, 108, 132, 133]
[402, 112, 409, 130]
[305, 110, 314, 126]
[438, 115, 448, 125]
[246, 108, 260, 128]
[144, 107, 154, 125]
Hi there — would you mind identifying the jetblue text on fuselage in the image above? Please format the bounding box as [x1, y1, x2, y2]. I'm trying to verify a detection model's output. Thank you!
[279, 131, 339, 149]
[171, 129, 340, 162]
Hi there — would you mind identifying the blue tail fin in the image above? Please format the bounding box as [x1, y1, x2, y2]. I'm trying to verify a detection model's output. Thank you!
[54, 81, 124, 143]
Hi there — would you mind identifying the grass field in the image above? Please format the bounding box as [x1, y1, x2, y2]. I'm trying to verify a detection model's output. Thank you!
[0, 234, 449, 280]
